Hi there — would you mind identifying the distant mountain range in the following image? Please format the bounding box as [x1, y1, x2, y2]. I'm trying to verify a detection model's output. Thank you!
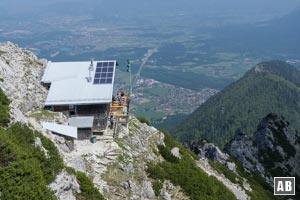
[174, 60, 300, 147]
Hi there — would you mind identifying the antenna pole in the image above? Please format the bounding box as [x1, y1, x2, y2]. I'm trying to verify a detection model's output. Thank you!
[130, 69, 132, 94]
[127, 59, 132, 95]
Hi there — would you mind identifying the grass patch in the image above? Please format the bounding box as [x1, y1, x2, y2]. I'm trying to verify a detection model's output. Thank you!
[147, 131, 236, 200]
[116, 152, 132, 164]
[152, 181, 163, 196]
[65, 166, 105, 199]
[229, 158, 280, 200]
[30, 110, 57, 121]
[75, 171, 105, 200]
[137, 116, 150, 125]
[135, 101, 160, 111]
[101, 162, 137, 199]
[114, 138, 126, 150]
[135, 110, 165, 121]
[0, 50, 6, 56]
[129, 120, 140, 129]
[208, 160, 242, 186]
[143, 87, 171, 97]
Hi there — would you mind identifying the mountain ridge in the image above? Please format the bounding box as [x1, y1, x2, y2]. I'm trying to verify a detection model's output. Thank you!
[184, 112, 300, 199]
[224, 113, 300, 197]
[174, 60, 300, 147]
[247, 60, 300, 86]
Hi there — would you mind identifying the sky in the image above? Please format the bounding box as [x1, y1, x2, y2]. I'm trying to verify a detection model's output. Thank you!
[1, 0, 300, 18]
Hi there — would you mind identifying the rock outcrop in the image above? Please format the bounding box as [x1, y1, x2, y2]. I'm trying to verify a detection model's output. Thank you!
[0, 42, 47, 123]
[224, 113, 300, 186]
[224, 130, 263, 174]
[101, 118, 190, 200]
[49, 170, 80, 200]
[184, 139, 251, 200]
[185, 139, 228, 164]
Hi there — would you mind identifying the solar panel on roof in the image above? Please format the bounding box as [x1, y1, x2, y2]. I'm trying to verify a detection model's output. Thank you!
[93, 79, 100, 84]
[93, 61, 115, 84]
[95, 73, 100, 78]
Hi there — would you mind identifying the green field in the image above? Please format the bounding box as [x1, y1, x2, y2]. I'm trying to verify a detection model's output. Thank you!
[142, 87, 171, 97]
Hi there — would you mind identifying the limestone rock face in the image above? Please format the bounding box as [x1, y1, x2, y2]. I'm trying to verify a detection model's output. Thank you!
[0, 42, 47, 123]
[171, 147, 181, 158]
[185, 139, 228, 164]
[225, 113, 300, 185]
[48, 170, 80, 200]
[34, 137, 49, 158]
[224, 131, 261, 173]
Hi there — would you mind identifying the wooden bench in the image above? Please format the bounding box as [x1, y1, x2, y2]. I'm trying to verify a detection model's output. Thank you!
[111, 105, 124, 108]
[114, 113, 129, 117]
[111, 106, 124, 110]
[112, 102, 127, 106]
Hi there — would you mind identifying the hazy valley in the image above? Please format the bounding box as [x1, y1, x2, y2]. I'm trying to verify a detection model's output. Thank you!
[2, 1, 300, 129]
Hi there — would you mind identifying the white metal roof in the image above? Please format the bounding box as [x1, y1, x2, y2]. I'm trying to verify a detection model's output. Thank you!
[42, 122, 78, 139]
[41, 61, 116, 106]
[68, 116, 94, 128]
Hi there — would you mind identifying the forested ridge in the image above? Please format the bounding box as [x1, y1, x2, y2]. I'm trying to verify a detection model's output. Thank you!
[174, 61, 300, 147]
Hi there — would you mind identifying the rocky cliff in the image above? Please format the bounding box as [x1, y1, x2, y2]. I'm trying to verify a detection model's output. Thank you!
[224, 113, 300, 196]
[0, 42, 47, 123]
[183, 113, 300, 199]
